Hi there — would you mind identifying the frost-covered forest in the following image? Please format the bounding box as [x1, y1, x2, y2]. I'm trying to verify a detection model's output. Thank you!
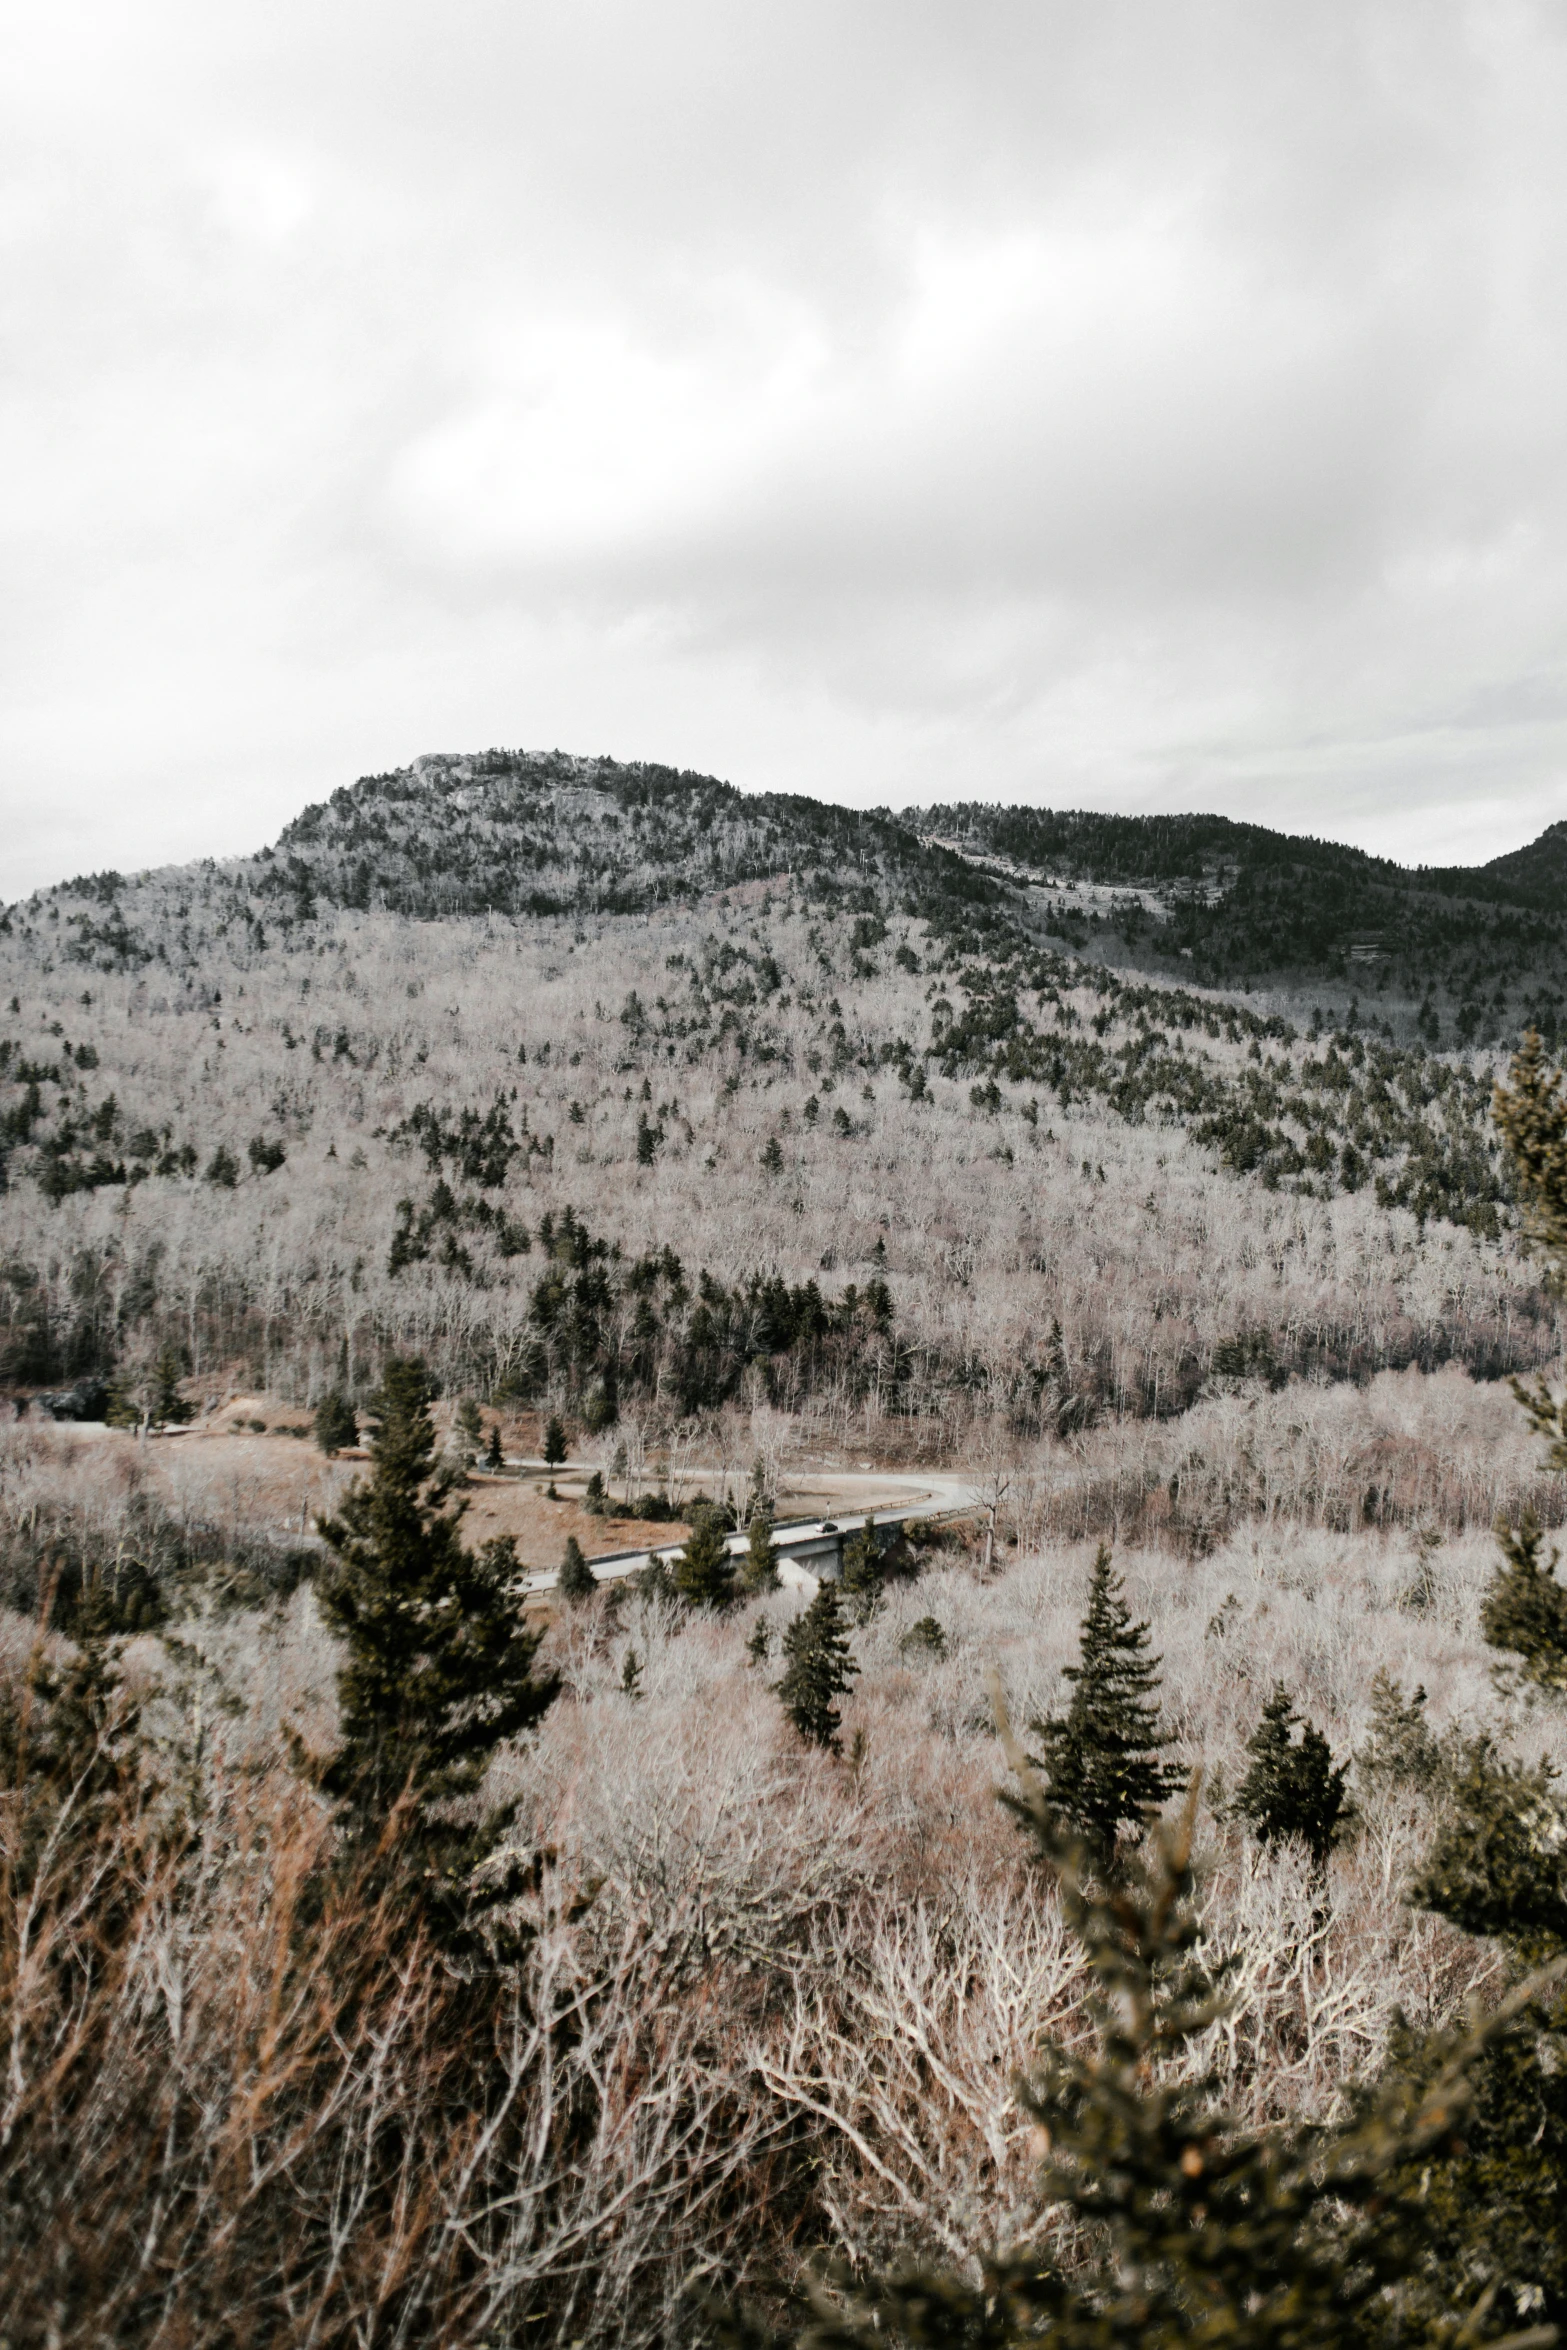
[5, 752, 1567, 2350]
[0, 750, 1559, 1432]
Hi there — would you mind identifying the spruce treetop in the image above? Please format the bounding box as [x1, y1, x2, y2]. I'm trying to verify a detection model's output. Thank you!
[313, 1389, 358, 1457]
[1482, 1513, 1567, 1696]
[315, 1355, 558, 1907]
[1029, 1544, 1185, 1870]
[839, 1525, 883, 1624]
[776, 1579, 858, 1752]
[1232, 1684, 1348, 1869]
[739, 1505, 780, 1594]
[556, 1534, 597, 1605]
[1375, 1031, 1567, 2330]
[674, 1506, 734, 1609]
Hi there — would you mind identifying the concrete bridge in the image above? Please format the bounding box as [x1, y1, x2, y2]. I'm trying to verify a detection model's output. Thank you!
[519, 1487, 971, 1600]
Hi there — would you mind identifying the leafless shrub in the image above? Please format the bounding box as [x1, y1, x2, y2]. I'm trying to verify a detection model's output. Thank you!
[0, 1494, 1554, 2339]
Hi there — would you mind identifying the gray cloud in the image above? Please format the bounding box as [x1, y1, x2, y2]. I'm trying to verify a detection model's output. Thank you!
[5, 0, 1567, 893]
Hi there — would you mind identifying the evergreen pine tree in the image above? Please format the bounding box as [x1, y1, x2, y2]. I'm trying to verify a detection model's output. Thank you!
[840, 1523, 883, 1622]
[456, 1395, 484, 1451]
[673, 1506, 734, 1608]
[485, 1421, 504, 1470]
[1482, 1512, 1567, 1694]
[1354, 1670, 1443, 1797]
[738, 1504, 780, 1593]
[1028, 1545, 1185, 1870]
[1232, 1684, 1348, 1869]
[314, 1357, 558, 1923]
[1495, 1028, 1567, 1287]
[620, 1646, 643, 1698]
[776, 1580, 858, 1751]
[556, 1535, 597, 1605]
[542, 1413, 568, 1468]
[899, 1614, 946, 1660]
[313, 1389, 358, 1456]
[150, 1342, 193, 1427]
[745, 1618, 772, 1666]
[1411, 1736, 1567, 1958]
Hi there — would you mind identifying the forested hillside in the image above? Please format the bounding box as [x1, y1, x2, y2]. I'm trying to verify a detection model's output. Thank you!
[0, 749, 1558, 1431]
[922, 797, 1567, 1041]
[6, 751, 1567, 2349]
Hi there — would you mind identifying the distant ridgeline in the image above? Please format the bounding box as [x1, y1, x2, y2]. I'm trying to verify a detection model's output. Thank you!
[0, 752, 1549, 1239]
[0, 750, 1017, 980]
[920, 801, 1567, 1036]
[4, 745, 1563, 1021]
[252, 751, 1007, 940]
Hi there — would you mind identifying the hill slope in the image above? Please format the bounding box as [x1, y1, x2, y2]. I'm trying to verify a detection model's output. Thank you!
[918, 798, 1567, 1040]
[0, 751, 1558, 1432]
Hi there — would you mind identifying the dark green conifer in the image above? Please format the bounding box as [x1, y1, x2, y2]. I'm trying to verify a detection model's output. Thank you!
[1232, 1684, 1347, 1868]
[899, 1614, 946, 1660]
[150, 1342, 194, 1427]
[1028, 1544, 1184, 1870]
[456, 1395, 484, 1451]
[839, 1523, 882, 1623]
[313, 1389, 358, 1456]
[620, 1646, 643, 1698]
[314, 1357, 558, 1920]
[1495, 1028, 1567, 1285]
[484, 1420, 504, 1470]
[739, 1504, 780, 1593]
[542, 1413, 568, 1468]
[673, 1507, 734, 1608]
[1354, 1670, 1443, 1796]
[557, 1535, 596, 1605]
[1412, 1737, 1567, 1958]
[1482, 1513, 1567, 1695]
[776, 1580, 857, 1751]
[1382, 1733, 1567, 2327]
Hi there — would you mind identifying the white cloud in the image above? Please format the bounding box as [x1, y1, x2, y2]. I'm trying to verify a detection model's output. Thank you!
[4, 0, 1567, 894]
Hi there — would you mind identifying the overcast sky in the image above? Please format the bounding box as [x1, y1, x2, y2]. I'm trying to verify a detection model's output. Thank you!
[5, 1, 1567, 897]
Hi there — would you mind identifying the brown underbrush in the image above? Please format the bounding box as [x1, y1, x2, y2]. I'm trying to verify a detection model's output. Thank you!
[2, 1505, 1544, 2348]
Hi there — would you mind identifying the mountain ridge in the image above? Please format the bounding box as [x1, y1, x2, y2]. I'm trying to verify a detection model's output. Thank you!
[13, 747, 1563, 921]
[9, 749, 1559, 1041]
